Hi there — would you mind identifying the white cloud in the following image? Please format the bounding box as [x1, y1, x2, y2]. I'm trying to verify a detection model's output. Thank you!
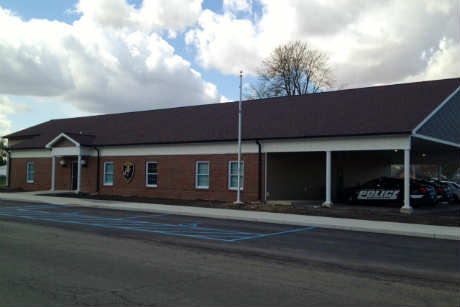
[425, 0, 454, 14]
[75, 0, 202, 35]
[223, 0, 252, 14]
[403, 37, 460, 82]
[0, 1, 224, 115]
[0, 96, 30, 136]
[186, 0, 459, 87]
[185, 9, 262, 75]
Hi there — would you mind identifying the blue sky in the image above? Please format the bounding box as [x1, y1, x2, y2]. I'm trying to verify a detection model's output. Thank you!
[0, 0, 458, 136]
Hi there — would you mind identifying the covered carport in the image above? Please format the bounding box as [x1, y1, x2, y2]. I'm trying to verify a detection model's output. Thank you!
[410, 138, 459, 180]
[263, 85, 459, 214]
[266, 150, 401, 202]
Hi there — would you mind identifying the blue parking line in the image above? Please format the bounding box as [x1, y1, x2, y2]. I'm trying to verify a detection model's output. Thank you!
[123, 214, 170, 219]
[227, 226, 316, 242]
[0, 205, 316, 242]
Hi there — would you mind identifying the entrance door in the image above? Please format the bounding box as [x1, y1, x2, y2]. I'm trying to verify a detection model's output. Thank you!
[71, 161, 78, 190]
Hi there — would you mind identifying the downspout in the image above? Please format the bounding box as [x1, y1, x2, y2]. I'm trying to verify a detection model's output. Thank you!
[256, 140, 262, 201]
[6, 149, 11, 187]
[95, 147, 100, 193]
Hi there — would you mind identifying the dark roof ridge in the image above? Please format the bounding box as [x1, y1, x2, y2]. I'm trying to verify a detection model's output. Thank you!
[47, 77, 460, 123]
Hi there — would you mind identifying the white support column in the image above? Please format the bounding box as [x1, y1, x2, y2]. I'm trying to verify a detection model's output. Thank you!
[400, 149, 413, 214]
[51, 156, 56, 192]
[322, 151, 333, 208]
[264, 152, 268, 203]
[76, 154, 82, 193]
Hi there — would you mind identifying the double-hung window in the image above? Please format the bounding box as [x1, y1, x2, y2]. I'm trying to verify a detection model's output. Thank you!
[195, 161, 210, 189]
[103, 162, 114, 186]
[146, 162, 158, 187]
[228, 161, 244, 190]
[26, 162, 34, 183]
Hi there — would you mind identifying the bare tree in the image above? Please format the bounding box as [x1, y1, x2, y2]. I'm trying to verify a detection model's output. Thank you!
[247, 40, 334, 99]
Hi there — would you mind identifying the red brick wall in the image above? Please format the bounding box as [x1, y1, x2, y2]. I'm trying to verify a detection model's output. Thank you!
[82, 157, 98, 193]
[98, 153, 264, 202]
[10, 153, 265, 202]
[10, 158, 51, 191]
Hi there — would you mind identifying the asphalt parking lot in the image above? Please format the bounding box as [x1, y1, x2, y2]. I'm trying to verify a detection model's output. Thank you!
[0, 203, 316, 242]
[0, 200, 458, 281]
[1, 200, 459, 306]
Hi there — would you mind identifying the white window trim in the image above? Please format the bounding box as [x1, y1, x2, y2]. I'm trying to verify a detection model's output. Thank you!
[145, 161, 158, 188]
[103, 162, 114, 186]
[26, 162, 34, 184]
[228, 160, 244, 191]
[195, 161, 210, 189]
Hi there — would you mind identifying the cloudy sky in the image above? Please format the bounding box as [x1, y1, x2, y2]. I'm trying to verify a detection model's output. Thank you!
[0, 0, 458, 136]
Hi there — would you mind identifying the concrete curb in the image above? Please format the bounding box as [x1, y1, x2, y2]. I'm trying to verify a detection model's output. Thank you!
[1, 192, 459, 240]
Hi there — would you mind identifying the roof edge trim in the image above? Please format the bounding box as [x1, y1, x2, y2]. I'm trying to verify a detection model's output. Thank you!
[412, 133, 460, 148]
[12, 131, 411, 150]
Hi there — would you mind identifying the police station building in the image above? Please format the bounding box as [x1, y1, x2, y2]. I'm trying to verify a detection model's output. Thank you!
[4, 78, 460, 213]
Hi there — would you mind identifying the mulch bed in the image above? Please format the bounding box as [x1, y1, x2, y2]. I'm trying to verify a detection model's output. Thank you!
[40, 192, 460, 227]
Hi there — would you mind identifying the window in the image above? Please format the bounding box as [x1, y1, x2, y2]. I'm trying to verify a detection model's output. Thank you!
[228, 161, 244, 190]
[146, 162, 158, 187]
[104, 162, 114, 186]
[26, 162, 34, 183]
[196, 161, 210, 189]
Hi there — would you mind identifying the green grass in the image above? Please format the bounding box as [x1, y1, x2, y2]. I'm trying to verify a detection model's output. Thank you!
[0, 175, 6, 186]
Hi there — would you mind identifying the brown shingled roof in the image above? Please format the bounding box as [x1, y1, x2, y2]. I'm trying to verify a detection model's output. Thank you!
[6, 78, 460, 149]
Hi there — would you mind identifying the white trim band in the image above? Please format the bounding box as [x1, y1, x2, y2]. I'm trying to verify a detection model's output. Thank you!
[10, 135, 412, 159]
[412, 134, 460, 148]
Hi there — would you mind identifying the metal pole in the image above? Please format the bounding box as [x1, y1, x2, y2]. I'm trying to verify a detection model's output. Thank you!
[235, 70, 243, 205]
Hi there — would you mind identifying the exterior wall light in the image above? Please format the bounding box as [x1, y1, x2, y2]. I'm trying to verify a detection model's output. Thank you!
[59, 160, 66, 166]
[81, 160, 87, 166]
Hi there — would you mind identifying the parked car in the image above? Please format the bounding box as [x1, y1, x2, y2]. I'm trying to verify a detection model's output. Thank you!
[344, 177, 437, 206]
[441, 181, 460, 203]
[421, 179, 454, 204]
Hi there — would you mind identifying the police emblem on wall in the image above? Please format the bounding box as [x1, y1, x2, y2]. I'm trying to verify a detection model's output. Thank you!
[122, 161, 135, 183]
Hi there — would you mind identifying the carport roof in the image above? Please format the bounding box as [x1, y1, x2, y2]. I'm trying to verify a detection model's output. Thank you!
[5, 77, 460, 149]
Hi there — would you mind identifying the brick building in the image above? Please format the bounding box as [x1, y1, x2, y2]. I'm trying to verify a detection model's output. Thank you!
[4, 78, 460, 212]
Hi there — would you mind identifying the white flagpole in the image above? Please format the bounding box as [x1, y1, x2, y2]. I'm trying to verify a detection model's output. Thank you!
[235, 70, 243, 205]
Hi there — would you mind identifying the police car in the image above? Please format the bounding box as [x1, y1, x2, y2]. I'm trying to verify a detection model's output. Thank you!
[345, 177, 437, 206]
[423, 179, 454, 204]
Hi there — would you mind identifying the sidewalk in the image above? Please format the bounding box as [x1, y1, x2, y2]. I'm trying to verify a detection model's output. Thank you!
[0, 191, 459, 240]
